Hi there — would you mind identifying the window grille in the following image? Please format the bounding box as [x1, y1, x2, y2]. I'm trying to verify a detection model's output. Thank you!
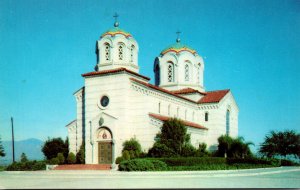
[185, 64, 189, 81]
[168, 64, 173, 82]
[105, 44, 110, 61]
[118, 45, 123, 60]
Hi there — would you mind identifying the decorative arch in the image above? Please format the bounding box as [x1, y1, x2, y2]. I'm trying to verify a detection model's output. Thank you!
[96, 127, 113, 141]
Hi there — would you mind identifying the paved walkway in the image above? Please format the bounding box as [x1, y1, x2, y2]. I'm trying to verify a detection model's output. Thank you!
[0, 166, 299, 188]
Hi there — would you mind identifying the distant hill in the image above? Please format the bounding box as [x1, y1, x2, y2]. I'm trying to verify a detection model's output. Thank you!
[0, 138, 44, 165]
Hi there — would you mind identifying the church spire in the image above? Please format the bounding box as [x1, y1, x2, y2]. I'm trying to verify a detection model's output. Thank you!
[113, 12, 119, 27]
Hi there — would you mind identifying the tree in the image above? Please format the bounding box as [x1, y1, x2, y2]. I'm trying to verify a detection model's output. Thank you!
[217, 135, 233, 158]
[42, 137, 68, 160]
[0, 137, 5, 157]
[156, 118, 190, 155]
[67, 152, 76, 164]
[259, 130, 300, 159]
[122, 137, 142, 157]
[217, 135, 253, 158]
[20, 152, 28, 162]
[76, 142, 85, 164]
[57, 153, 65, 164]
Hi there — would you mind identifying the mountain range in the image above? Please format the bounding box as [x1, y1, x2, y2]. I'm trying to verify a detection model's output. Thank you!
[0, 138, 44, 165]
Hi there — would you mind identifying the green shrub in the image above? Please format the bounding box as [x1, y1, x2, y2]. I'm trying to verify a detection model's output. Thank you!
[151, 159, 168, 171]
[122, 138, 142, 157]
[129, 150, 136, 159]
[49, 157, 59, 165]
[67, 152, 76, 164]
[6, 160, 46, 171]
[57, 153, 65, 164]
[280, 159, 299, 166]
[20, 153, 28, 162]
[115, 156, 125, 164]
[181, 144, 197, 157]
[118, 159, 167, 171]
[122, 150, 131, 160]
[148, 142, 177, 158]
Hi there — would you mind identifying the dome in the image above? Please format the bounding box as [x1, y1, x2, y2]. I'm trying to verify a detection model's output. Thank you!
[160, 42, 197, 55]
[100, 27, 132, 38]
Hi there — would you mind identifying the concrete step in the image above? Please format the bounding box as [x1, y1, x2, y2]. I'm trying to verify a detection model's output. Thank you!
[53, 164, 112, 170]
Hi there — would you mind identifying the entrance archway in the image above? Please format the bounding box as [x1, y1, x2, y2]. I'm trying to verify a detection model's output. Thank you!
[96, 127, 113, 164]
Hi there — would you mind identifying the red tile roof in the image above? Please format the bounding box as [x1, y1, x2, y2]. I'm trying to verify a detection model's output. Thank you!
[198, 89, 230, 103]
[82, 67, 150, 81]
[149, 113, 208, 130]
[171, 88, 206, 95]
[130, 78, 197, 103]
[131, 78, 229, 104]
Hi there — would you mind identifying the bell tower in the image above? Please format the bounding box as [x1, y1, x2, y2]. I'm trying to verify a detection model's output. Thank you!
[95, 14, 139, 73]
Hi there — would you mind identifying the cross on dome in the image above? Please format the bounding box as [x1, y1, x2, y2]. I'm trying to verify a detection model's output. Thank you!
[176, 30, 181, 43]
[113, 12, 119, 27]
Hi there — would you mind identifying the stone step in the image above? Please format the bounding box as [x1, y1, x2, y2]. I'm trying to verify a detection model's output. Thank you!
[53, 164, 112, 170]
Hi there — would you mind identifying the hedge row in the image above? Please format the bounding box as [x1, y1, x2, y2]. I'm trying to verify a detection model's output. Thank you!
[168, 164, 275, 171]
[6, 160, 46, 171]
[152, 157, 226, 166]
[119, 159, 167, 171]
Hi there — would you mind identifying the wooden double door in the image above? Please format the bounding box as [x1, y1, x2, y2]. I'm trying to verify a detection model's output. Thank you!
[98, 142, 112, 164]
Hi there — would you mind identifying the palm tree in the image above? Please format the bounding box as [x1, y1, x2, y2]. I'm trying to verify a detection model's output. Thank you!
[259, 130, 300, 159]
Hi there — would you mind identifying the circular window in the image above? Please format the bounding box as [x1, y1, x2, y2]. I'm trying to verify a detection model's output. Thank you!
[100, 96, 109, 107]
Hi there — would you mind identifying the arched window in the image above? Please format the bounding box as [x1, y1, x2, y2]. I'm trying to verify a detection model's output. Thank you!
[205, 112, 209, 122]
[177, 107, 179, 117]
[167, 62, 174, 82]
[104, 43, 111, 61]
[130, 45, 135, 62]
[118, 44, 124, 60]
[185, 64, 189, 81]
[158, 102, 161, 113]
[168, 104, 171, 116]
[185, 110, 187, 120]
[226, 110, 230, 135]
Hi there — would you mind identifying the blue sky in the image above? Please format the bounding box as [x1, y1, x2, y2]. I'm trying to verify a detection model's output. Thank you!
[0, 0, 299, 152]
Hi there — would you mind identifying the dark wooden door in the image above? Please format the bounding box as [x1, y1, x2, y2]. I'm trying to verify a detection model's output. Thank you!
[98, 142, 112, 164]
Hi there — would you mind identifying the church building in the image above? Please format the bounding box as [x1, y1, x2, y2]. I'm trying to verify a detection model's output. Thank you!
[66, 18, 239, 165]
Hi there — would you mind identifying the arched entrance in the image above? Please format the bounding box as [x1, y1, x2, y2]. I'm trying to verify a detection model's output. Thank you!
[96, 127, 113, 164]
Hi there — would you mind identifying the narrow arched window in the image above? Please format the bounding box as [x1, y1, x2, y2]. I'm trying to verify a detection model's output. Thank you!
[155, 63, 160, 86]
[105, 43, 110, 61]
[185, 64, 189, 81]
[185, 110, 187, 120]
[205, 112, 209, 122]
[192, 111, 195, 121]
[168, 104, 171, 116]
[167, 62, 174, 82]
[130, 45, 135, 62]
[118, 44, 124, 60]
[197, 63, 201, 83]
[226, 110, 230, 135]
[177, 107, 179, 117]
